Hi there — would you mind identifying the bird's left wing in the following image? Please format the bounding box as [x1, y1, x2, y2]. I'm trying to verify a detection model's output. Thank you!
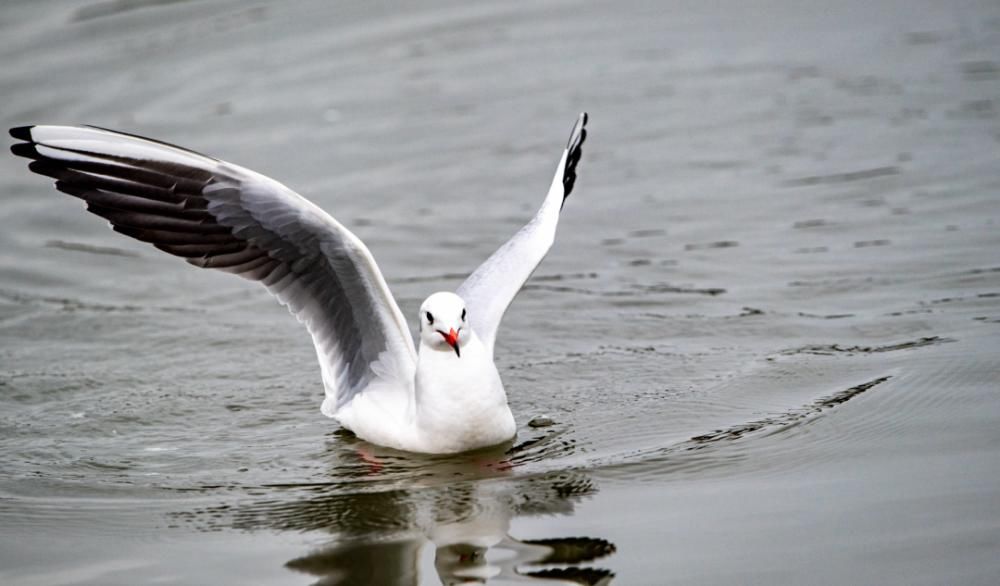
[457, 113, 588, 354]
[9, 125, 417, 413]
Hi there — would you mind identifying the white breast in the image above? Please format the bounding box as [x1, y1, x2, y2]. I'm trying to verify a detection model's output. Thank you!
[412, 332, 516, 453]
[331, 329, 515, 454]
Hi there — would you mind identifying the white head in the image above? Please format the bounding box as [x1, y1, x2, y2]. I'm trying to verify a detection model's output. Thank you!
[419, 291, 469, 357]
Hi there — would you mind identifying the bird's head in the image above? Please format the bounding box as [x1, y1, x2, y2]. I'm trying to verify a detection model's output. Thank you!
[419, 292, 468, 357]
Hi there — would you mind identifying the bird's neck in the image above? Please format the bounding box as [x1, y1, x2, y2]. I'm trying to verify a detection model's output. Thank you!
[415, 330, 494, 399]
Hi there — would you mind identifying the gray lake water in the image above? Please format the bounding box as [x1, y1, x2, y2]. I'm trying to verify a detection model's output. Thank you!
[2, 0, 1000, 584]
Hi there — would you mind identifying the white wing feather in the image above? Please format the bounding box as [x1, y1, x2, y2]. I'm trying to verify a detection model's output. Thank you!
[457, 113, 588, 354]
[10, 125, 416, 412]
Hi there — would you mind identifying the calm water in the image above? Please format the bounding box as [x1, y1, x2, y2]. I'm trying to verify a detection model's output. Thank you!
[2, 0, 1000, 584]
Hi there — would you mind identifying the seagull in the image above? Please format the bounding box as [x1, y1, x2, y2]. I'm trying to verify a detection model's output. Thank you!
[9, 113, 588, 454]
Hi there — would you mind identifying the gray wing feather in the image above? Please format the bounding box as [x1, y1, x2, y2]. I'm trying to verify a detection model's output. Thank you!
[457, 113, 587, 353]
[10, 125, 416, 411]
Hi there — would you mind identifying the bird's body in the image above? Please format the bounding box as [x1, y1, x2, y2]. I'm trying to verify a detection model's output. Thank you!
[340, 316, 514, 454]
[9, 114, 587, 454]
[336, 293, 516, 454]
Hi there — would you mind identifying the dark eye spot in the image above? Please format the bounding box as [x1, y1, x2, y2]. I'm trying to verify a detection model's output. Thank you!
[425, 312, 434, 325]
[461, 308, 466, 321]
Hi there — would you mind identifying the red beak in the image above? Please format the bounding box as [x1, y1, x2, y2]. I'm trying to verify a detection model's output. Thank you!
[442, 328, 461, 357]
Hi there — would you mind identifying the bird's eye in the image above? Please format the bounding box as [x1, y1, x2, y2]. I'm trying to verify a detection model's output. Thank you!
[461, 308, 466, 321]
[426, 312, 434, 325]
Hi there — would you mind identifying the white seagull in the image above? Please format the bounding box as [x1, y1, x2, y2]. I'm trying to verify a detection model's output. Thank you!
[9, 113, 588, 454]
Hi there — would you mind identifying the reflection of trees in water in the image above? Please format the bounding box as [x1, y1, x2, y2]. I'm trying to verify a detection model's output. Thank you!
[199, 442, 615, 585]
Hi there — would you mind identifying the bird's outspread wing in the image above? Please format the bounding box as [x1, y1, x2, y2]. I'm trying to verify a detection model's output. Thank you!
[9, 125, 416, 413]
[456, 112, 587, 354]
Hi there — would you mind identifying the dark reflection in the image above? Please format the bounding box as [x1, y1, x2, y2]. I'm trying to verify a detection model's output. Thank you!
[286, 540, 423, 585]
[197, 432, 615, 584]
[278, 471, 614, 585]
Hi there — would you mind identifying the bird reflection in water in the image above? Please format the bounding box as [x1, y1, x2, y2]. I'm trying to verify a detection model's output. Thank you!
[209, 432, 616, 584]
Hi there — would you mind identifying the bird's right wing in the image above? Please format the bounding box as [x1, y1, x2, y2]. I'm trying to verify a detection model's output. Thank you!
[10, 125, 417, 414]
[457, 113, 587, 354]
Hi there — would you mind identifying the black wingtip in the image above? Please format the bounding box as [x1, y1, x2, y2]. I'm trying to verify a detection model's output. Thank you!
[9, 126, 34, 141]
[10, 141, 40, 160]
[10, 125, 40, 159]
[560, 112, 588, 206]
[566, 112, 588, 150]
[27, 159, 62, 179]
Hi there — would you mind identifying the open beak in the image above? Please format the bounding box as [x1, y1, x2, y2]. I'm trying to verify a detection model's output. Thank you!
[441, 328, 461, 358]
